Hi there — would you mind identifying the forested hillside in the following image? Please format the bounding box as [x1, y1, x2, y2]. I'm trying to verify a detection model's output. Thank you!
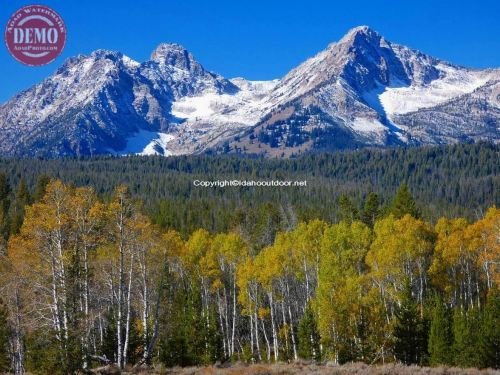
[0, 142, 497, 241]
[0, 142, 498, 374]
[0, 180, 498, 374]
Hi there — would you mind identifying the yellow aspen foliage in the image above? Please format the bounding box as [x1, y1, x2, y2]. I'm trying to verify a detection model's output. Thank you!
[431, 208, 499, 307]
[366, 214, 434, 308]
[315, 220, 371, 360]
[182, 229, 212, 275]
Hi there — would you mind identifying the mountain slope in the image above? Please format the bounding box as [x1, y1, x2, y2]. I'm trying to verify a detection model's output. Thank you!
[0, 44, 239, 157]
[0, 50, 169, 157]
[0, 26, 498, 158]
[228, 26, 499, 156]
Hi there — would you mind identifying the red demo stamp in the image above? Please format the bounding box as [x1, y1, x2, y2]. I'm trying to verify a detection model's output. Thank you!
[5, 4, 66, 66]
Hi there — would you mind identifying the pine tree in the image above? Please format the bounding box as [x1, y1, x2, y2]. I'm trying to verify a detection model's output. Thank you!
[482, 290, 500, 369]
[362, 192, 380, 227]
[159, 282, 218, 366]
[428, 296, 452, 366]
[10, 178, 31, 235]
[390, 182, 420, 219]
[298, 305, 321, 361]
[452, 308, 484, 368]
[0, 298, 10, 372]
[33, 174, 50, 202]
[338, 195, 358, 223]
[0, 174, 10, 207]
[16, 179, 31, 207]
[25, 329, 63, 375]
[102, 309, 117, 363]
[393, 282, 428, 365]
[0, 173, 11, 242]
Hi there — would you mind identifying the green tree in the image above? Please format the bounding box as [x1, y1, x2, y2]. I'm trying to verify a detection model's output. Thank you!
[101, 309, 117, 363]
[25, 329, 63, 375]
[0, 173, 11, 241]
[16, 178, 31, 207]
[362, 192, 380, 228]
[159, 281, 222, 366]
[10, 178, 32, 235]
[0, 297, 10, 372]
[390, 182, 420, 219]
[482, 290, 500, 368]
[428, 296, 452, 366]
[33, 174, 50, 202]
[452, 309, 484, 368]
[298, 305, 321, 361]
[338, 195, 358, 223]
[393, 282, 428, 365]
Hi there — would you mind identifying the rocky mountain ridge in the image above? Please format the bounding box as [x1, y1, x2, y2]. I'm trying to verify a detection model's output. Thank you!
[0, 26, 498, 157]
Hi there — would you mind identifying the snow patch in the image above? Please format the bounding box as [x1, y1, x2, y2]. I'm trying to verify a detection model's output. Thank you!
[123, 55, 140, 69]
[350, 117, 386, 133]
[115, 129, 175, 156]
[171, 79, 278, 126]
[378, 65, 495, 115]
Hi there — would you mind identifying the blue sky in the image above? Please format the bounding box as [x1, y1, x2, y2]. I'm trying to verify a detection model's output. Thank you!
[1, 0, 499, 102]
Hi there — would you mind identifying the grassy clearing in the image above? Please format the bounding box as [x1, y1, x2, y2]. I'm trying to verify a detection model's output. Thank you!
[104, 362, 500, 375]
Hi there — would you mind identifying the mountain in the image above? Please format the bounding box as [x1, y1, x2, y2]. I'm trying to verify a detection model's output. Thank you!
[0, 50, 169, 157]
[0, 26, 498, 158]
[145, 43, 238, 99]
[0, 44, 238, 157]
[228, 26, 499, 156]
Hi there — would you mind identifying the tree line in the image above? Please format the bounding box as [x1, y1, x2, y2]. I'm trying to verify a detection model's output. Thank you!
[0, 142, 498, 237]
[0, 180, 498, 374]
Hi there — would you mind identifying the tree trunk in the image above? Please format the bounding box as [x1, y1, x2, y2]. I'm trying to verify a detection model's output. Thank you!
[116, 207, 125, 368]
[253, 302, 262, 361]
[231, 272, 237, 356]
[261, 319, 271, 362]
[268, 292, 278, 361]
[123, 254, 134, 367]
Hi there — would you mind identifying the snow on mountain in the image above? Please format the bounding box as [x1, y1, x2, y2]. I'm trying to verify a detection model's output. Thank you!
[0, 26, 498, 158]
[229, 26, 499, 153]
[392, 79, 500, 144]
[172, 78, 278, 125]
[142, 43, 238, 99]
[108, 129, 175, 156]
[0, 49, 178, 157]
[378, 65, 497, 116]
[0, 43, 240, 157]
[3, 50, 139, 128]
[350, 117, 386, 133]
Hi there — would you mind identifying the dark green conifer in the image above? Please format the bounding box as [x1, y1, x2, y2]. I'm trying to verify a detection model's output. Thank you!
[390, 182, 420, 219]
[298, 305, 321, 361]
[452, 308, 484, 368]
[393, 282, 428, 365]
[428, 296, 452, 366]
[338, 195, 358, 223]
[0, 298, 10, 373]
[482, 290, 500, 368]
[362, 192, 380, 227]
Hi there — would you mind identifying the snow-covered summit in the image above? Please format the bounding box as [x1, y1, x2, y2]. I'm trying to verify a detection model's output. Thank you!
[0, 26, 498, 158]
[254, 25, 499, 151]
[143, 43, 238, 99]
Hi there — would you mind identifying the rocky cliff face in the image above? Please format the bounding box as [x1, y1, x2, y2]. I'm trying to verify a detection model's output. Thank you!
[0, 26, 498, 158]
[230, 26, 498, 156]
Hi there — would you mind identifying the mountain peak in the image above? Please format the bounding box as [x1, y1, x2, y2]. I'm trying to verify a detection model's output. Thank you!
[152, 42, 187, 54]
[340, 25, 385, 46]
[347, 25, 374, 35]
[1, 28, 498, 158]
[91, 49, 122, 58]
[150, 43, 195, 67]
